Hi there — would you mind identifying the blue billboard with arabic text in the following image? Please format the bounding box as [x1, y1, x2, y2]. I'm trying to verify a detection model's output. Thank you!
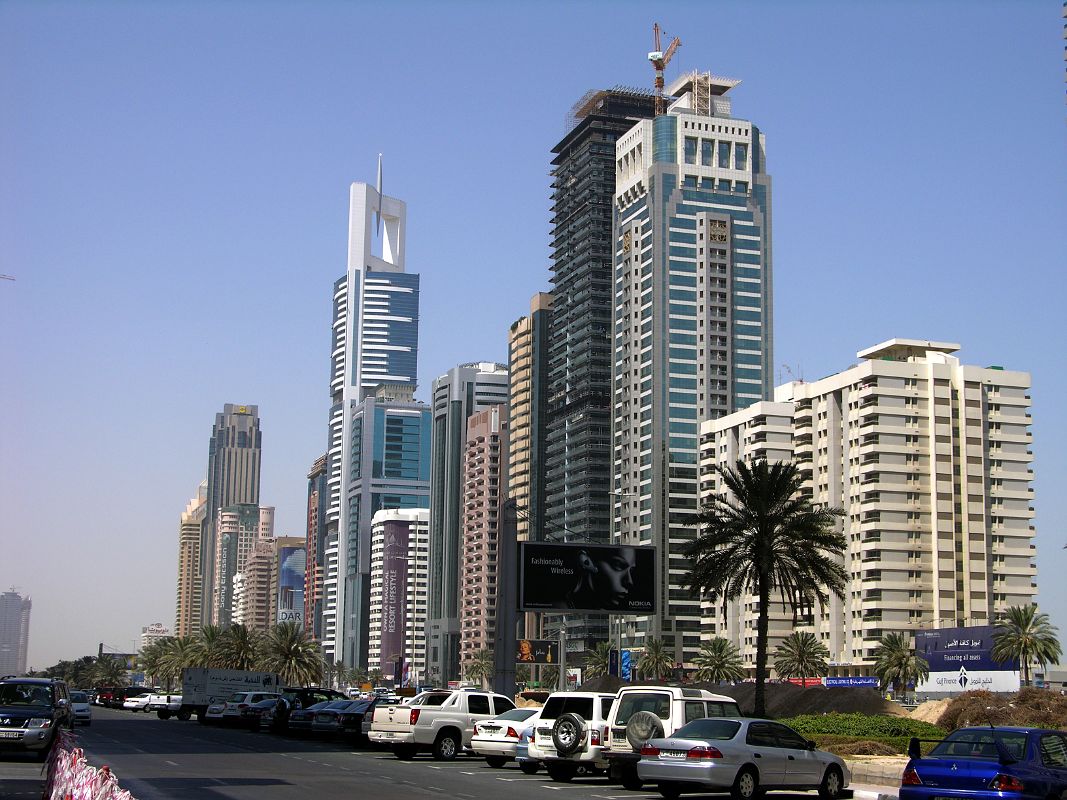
[915, 625, 1017, 672]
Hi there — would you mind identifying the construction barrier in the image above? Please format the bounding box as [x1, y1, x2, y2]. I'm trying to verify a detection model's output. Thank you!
[43, 728, 136, 800]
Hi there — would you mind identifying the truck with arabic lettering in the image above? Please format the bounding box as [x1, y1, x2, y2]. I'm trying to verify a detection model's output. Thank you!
[179, 667, 282, 723]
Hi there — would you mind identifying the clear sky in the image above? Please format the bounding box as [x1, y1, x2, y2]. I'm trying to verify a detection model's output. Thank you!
[2, 1, 1064, 669]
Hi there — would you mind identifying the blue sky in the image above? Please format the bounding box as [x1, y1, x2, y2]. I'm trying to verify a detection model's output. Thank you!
[2, 1, 1064, 668]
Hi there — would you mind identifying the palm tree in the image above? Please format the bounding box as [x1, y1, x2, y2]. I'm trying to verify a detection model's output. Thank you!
[992, 605, 1062, 686]
[684, 459, 847, 717]
[637, 637, 675, 681]
[349, 666, 369, 689]
[196, 625, 226, 668]
[139, 638, 175, 688]
[774, 632, 829, 687]
[368, 668, 383, 686]
[692, 638, 746, 684]
[464, 649, 494, 689]
[218, 624, 261, 670]
[872, 632, 929, 695]
[93, 656, 129, 687]
[158, 636, 201, 686]
[584, 642, 612, 679]
[259, 622, 322, 686]
[333, 659, 349, 690]
[516, 665, 531, 686]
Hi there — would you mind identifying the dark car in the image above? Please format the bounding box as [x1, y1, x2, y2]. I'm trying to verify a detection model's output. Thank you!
[108, 686, 153, 709]
[286, 700, 333, 736]
[267, 687, 345, 734]
[310, 699, 374, 741]
[241, 698, 280, 731]
[901, 727, 1067, 800]
[0, 677, 73, 761]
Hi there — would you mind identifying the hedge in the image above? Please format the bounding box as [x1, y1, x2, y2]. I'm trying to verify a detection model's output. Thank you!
[782, 713, 945, 740]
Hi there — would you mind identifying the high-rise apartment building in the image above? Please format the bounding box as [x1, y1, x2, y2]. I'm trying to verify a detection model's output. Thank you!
[322, 180, 424, 668]
[305, 454, 329, 640]
[613, 72, 773, 663]
[272, 536, 307, 627]
[234, 539, 276, 632]
[175, 481, 207, 637]
[426, 362, 509, 684]
[459, 405, 509, 669]
[0, 590, 31, 675]
[369, 508, 430, 686]
[699, 339, 1036, 671]
[213, 504, 273, 626]
[545, 88, 655, 652]
[201, 404, 262, 626]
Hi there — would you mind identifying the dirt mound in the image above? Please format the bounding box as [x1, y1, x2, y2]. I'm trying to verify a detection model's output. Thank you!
[938, 688, 1067, 731]
[909, 699, 949, 724]
[823, 739, 900, 756]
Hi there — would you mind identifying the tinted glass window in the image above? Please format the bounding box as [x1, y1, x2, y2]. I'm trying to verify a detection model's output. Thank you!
[746, 722, 778, 748]
[930, 730, 1027, 761]
[496, 708, 537, 722]
[771, 723, 809, 750]
[614, 692, 669, 723]
[468, 695, 491, 715]
[0, 684, 52, 706]
[674, 719, 742, 740]
[541, 696, 594, 720]
[706, 701, 742, 717]
[684, 702, 706, 723]
[1040, 734, 1067, 768]
[71, 692, 88, 703]
[601, 698, 614, 719]
[228, 693, 246, 702]
[419, 693, 451, 707]
[493, 697, 515, 714]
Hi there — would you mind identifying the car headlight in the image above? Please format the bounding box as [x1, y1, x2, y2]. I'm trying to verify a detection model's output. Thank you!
[26, 718, 54, 728]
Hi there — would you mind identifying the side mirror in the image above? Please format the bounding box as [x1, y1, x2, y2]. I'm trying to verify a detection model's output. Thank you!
[807, 740, 817, 751]
[907, 737, 921, 759]
[56, 698, 68, 707]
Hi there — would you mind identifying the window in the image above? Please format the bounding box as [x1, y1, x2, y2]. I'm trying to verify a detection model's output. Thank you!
[684, 701, 706, 723]
[468, 694, 491, 715]
[613, 692, 670, 723]
[684, 137, 698, 164]
[1040, 734, 1067, 768]
[771, 723, 809, 750]
[735, 142, 749, 171]
[746, 722, 778, 748]
[718, 141, 731, 168]
[701, 139, 713, 166]
[492, 696, 516, 714]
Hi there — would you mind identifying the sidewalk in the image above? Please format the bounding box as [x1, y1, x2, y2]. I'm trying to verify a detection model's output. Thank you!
[845, 756, 906, 800]
[851, 781, 900, 800]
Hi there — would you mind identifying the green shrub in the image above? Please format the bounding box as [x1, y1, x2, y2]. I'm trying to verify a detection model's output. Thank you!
[783, 712, 945, 740]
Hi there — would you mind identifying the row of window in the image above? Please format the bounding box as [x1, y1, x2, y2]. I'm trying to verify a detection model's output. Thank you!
[683, 137, 749, 170]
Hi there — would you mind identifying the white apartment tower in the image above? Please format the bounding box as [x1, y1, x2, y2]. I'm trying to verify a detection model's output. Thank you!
[699, 339, 1036, 672]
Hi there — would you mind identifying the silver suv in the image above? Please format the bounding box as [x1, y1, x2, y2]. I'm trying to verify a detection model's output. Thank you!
[604, 686, 742, 790]
[527, 691, 617, 782]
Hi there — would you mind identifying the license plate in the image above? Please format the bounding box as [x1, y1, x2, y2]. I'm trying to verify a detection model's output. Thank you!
[662, 750, 687, 759]
[0, 731, 21, 739]
[484, 725, 500, 732]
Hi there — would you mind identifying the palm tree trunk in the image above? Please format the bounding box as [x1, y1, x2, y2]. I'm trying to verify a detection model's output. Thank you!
[754, 582, 770, 718]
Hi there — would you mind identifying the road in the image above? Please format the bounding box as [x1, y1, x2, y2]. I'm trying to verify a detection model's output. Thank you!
[0, 707, 886, 800]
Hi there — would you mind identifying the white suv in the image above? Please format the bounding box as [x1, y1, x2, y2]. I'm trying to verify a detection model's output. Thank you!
[604, 686, 742, 790]
[220, 691, 280, 724]
[527, 691, 617, 782]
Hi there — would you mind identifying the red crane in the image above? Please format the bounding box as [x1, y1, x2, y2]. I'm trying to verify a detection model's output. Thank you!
[648, 23, 681, 116]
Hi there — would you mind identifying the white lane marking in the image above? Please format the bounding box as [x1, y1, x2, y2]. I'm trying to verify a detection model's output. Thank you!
[164, 760, 179, 766]
[461, 771, 479, 775]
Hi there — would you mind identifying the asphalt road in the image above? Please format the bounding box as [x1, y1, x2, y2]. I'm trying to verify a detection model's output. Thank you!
[0, 707, 862, 800]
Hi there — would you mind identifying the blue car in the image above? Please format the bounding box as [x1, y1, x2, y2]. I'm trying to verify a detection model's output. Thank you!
[900, 727, 1067, 800]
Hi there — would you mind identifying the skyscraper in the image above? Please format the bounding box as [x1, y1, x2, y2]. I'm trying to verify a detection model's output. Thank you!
[613, 71, 773, 664]
[305, 454, 329, 640]
[201, 404, 262, 626]
[213, 504, 273, 626]
[545, 88, 655, 652]
[426, 362, 509, 684]
[322, 179, 424, 668]
[0, 590, 31, 675]
[175, 480, 207, 637]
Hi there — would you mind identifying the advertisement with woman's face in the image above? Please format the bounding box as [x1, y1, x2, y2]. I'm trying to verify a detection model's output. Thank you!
[517, 542, 656, 614]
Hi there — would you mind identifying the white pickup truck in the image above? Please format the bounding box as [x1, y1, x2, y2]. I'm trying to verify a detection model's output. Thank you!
[368, 689, 516, 760]
[147, 693, 184, 720]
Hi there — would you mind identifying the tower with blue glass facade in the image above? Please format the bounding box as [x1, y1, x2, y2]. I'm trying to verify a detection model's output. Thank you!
[612, 72, 772, 665]
[323, 181, 430, 669]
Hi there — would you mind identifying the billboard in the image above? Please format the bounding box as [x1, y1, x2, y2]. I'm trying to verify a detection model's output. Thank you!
[277, 546, 306, 628]
[518, 542, 656, 614]
[516, 639, 558, 664]
[824, 676, 880, 688]
[379, 519, 411, 675]
[914, 625, 1020, 694]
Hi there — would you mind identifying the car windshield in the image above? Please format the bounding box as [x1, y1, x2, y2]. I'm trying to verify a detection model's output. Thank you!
[323, 700, 352, 710]
[495, 708, 537, 722]
[412, 692, 451, 707]
[70, 692, 89, 703]
[228, 693, 247, 702]
[304, 701, 331, 711]
[615, 692, 669, 723]
[0, 684, 52, 706]
[674, 719, 742, 741]
[541, 696, 594, 720]
[929, 730, 1028, 761]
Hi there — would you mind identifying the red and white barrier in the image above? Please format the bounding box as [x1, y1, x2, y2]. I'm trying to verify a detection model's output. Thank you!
[43, 728, 136, 800]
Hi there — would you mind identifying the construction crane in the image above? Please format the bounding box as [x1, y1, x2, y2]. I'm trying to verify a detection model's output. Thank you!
[648, 22, 681, 115]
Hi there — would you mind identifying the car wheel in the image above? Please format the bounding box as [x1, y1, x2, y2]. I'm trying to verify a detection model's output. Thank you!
[519, 761, 540, 775]
[731, 767, 760, 800]
[552, 713, 586, 756]
[485, 755, 508, 768]
[393, 744, 417, 760]
[620, 765, 644, 791]
[432, 731, 460, 761]
[659, 783, 682, 800]
[546, 762, 577, 782]
[158, 711, 171, 720]
[176, 710, 191, 721]
[819, 766, 844, 800]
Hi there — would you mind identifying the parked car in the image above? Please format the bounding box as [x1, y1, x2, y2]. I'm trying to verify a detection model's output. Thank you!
[240, 698, 280, 730]
[528, 691, 617, 781]
[605, 685, 743, 791]
[471, 707, 541, 768]
[900, 726, 1067, 800]
[122, 691, 153, 712]
[110, 687, 153, 709]
[204, 701, 227, 722]
[0, 677, 73, 761]
[69, 691, 92, 727]
[147, 693, 186, 720]
[287, 700, 334, 735]
[311, 699, 375, 740]
[516, 722, 542, 775]
[220, 691, 280, 724]
[94, 688, 116, 707]
[637, 717, 850, 800]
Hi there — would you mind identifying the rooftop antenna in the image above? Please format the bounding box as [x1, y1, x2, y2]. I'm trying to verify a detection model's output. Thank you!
[648, 23, 681, 116]
[375, 153, 383, 236]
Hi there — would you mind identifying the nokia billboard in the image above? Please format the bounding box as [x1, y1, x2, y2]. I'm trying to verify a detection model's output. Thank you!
[517, 542, 656, 614]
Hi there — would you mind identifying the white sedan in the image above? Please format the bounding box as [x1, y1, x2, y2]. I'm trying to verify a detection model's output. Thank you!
[471, 708, 542, 768]
[637, 717, 850, 800]
[122, 693, 153, 711]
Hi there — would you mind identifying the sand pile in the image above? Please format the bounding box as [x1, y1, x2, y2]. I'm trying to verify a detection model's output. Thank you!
[909, 699, 949, 724]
